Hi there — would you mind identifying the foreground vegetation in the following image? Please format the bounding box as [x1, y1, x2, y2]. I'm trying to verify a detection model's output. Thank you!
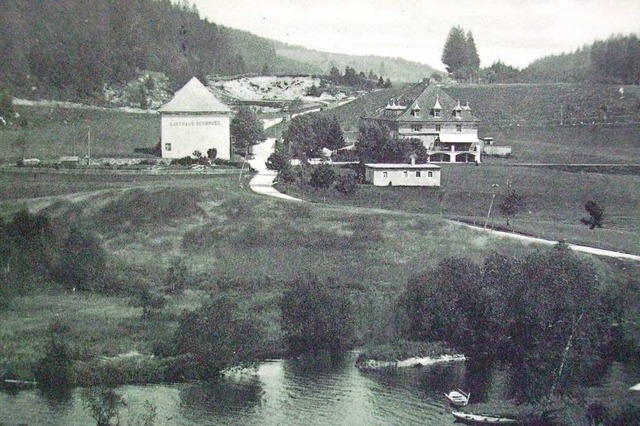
[0, 172, 529, 378]
[1, 166, 638, 423]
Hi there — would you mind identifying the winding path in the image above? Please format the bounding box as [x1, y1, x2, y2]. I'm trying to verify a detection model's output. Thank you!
[248, 133, 639, 262]
[248, 138, 301, 201]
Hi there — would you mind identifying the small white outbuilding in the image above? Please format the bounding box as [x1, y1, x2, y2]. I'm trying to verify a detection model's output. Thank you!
[158, 77, 232, 160]
[364, 163, 441, 187]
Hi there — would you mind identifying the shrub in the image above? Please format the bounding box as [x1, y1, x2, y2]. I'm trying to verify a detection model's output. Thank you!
[581, 199, 604, 229]
[170, 156, 196, 166]
[53, 226, 107, 291]
[309, 164, 336, 191]
[174, 295, 267, 380]
[335, 172, 359, 195]
[34, 320, 74, 390]
[81, 387, 126, 426]
[280, 275, 355, 355]
[164, 257, 189, 294]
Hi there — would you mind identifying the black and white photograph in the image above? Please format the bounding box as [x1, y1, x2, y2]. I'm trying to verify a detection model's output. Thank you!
[1, 0, 639, 424]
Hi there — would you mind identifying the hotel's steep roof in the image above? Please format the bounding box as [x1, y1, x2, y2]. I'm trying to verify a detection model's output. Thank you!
[367, 82, 480, 123]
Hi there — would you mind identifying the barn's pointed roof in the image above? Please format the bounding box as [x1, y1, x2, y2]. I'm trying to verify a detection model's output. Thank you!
[159, 77, 231, 113]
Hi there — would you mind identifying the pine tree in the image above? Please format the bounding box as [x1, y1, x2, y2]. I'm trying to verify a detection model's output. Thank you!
[441, 26, 468, 74]
[466, 31, 481, 71]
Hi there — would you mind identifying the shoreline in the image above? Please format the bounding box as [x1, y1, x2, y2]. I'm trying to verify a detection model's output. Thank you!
[356, 353, 466, 371]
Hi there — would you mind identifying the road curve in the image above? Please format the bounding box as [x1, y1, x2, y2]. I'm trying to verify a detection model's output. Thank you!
[248, 138, 302, 202]
[452, 221, 640, 261]
[247, 136, 639, 262]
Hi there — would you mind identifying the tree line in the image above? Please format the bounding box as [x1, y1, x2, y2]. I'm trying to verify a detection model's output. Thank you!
[441, 26, 640, 84]
[480, 35, 640, 84]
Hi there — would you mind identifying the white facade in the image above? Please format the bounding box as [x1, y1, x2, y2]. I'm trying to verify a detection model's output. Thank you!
[365, 164, 441, 187]
[159, 77, 232, 160]
[160, 114, 230, 159]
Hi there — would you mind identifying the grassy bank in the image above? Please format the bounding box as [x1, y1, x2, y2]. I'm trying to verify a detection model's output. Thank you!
[1, 172, 543, 380]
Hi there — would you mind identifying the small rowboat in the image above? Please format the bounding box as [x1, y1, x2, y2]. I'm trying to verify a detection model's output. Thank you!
[452, 411, 518, 425]
[445, 389, 470, 407]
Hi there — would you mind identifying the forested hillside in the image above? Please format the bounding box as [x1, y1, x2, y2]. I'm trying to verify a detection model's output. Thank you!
[0, 0, 439, 104]
[0, 0, 314, 100]
[486, 34, 640, 84]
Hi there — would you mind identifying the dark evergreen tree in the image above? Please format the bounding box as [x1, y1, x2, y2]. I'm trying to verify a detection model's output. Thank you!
[442, 26, 481, 80]
[441, 26, 468, 74]
[465, 31, 481, 76]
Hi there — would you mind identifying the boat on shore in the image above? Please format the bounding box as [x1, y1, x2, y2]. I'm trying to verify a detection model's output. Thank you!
[452, 410, 517, 424]
[445, 389, 470, 407]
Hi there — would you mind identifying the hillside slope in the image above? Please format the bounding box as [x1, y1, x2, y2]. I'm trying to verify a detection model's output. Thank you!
[445, 84, 640, 126]
[273, 42, 436, 83]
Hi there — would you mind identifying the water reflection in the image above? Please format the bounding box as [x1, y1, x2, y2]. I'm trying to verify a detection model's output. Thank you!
[180, 376, 264, 424]
[2, 356, 636, 425]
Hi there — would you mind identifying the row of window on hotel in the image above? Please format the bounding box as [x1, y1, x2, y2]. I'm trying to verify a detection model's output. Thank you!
[411, 124, 462, 132]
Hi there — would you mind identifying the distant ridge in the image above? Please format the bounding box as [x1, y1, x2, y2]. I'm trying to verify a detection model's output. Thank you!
[270, 41, 437, 83]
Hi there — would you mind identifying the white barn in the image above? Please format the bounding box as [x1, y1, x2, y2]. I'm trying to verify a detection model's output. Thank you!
[365, 163, 441, 187]
[158, 77, 232, 160]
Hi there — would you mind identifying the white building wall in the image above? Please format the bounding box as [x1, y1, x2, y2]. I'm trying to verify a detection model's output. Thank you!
[160, 114, 231, 159]
[367, 168, 441, 187]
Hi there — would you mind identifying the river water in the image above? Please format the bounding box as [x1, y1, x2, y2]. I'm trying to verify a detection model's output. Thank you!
[1, 353, 636, 425]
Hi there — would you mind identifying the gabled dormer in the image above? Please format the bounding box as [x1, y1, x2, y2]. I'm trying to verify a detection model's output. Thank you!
[432, 95, 442, 118]
[462, 101, 471, 111]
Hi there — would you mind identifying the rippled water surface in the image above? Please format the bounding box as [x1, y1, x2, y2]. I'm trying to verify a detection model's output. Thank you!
[2, 354, 635, 425]
[1, 354, 472, 425]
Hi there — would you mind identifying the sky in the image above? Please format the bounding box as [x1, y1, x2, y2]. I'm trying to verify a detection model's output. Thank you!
[191, 0, 640, 70]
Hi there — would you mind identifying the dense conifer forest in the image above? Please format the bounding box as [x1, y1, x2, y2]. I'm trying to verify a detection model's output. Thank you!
[0, 0, 313, 100]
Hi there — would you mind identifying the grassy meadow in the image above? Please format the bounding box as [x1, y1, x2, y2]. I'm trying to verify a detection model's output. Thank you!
[0, 104, 160, 162]
[1, 170, 550, 380]
[282, 160, 639, 255]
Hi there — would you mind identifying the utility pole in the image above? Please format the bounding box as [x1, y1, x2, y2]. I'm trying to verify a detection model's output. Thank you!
[484, 183, 499, 230]
[86, 125, 91, 165]
[560, 106, 563, 126]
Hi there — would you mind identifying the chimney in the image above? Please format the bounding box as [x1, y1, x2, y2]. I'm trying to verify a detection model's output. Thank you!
[423, 77, 431, 86]
[410, 154, 416, 165]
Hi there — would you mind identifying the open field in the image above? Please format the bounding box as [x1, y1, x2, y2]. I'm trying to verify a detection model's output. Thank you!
[279, 162, 639, 255]
[446, 83, 640, 126]
[0, 104, 161, 162]
[482, 123, 640, 164]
